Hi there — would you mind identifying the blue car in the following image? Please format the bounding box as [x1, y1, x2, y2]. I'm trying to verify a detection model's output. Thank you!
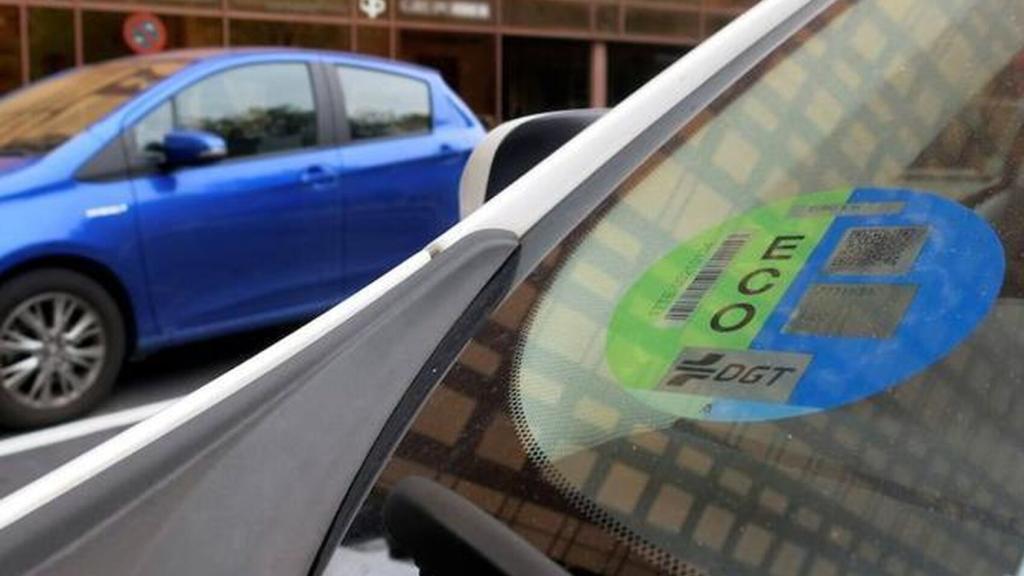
[0, 49, 484, 427]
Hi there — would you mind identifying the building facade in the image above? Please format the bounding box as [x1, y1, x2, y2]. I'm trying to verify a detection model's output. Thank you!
[0, 0, 758, 125]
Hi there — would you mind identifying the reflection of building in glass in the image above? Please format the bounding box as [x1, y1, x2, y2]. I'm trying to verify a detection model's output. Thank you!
[347, 2, 1024, 574]
[355, 261, 1024, 575]
[0, 57, 188, 153]
[0, 0, 761, 126]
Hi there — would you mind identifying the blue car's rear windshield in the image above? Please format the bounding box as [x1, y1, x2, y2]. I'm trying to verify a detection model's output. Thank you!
[0, 56, 192, 157]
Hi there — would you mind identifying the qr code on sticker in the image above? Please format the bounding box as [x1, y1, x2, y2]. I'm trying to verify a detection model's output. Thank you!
[826, 226, 928, 275]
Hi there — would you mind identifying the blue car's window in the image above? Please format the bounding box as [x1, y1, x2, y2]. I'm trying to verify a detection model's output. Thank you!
[336, 65, 431, 140]
[0, 57, 189, 157]
[343, 1, 1024, 575]
[175, 63, 318, 159]
[131, 101, 174, 158]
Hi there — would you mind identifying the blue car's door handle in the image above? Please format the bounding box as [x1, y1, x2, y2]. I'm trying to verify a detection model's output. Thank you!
[299, 165, 338, 188]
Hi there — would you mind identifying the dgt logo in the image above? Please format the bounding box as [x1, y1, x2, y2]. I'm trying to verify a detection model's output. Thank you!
[658, 348, 811, 404]
[669, 353, 797, 386]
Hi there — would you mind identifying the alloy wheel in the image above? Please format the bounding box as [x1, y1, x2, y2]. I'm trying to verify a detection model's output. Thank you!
[0, 292, 107, 410]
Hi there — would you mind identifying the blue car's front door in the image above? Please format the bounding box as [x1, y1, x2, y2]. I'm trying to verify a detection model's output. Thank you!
[129, 62, 343, 339]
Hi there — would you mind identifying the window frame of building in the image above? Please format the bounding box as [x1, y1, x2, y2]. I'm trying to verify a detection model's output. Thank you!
[0, 5, 23, 94]
[0, 0, 760, 124]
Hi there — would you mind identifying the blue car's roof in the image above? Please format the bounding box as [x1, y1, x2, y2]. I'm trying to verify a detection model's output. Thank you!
[98, 47, 439, 78]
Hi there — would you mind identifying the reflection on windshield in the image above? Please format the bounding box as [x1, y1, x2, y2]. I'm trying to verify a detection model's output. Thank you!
[348, 1, 1024, 575]
[0, 57, 190, 156]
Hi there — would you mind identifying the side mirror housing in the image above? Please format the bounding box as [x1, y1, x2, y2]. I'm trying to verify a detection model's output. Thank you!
[458, 108, 605, 218]
[161, 130, 227, 168]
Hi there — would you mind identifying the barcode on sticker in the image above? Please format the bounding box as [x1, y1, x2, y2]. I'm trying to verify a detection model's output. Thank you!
[664, 232, 751, 324]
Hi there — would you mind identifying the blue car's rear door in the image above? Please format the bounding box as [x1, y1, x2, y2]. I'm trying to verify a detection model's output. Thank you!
[329, 64, 474, 291]
[129, 61, 344, 339]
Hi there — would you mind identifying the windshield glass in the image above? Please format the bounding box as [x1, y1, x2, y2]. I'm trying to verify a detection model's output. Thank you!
[346, 1, 1024, 574]
[0, 57, 190, 156]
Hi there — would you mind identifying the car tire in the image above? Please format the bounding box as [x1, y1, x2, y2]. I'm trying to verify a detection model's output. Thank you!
[0, 269, 126, 429]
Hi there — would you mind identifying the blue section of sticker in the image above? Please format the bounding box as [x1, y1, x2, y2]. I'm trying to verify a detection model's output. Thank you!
[707, 188, 1004, 421]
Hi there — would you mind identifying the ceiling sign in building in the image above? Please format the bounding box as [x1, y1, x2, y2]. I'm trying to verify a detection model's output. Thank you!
[398, 0, 491, 21]
[359, 0, 387, 19]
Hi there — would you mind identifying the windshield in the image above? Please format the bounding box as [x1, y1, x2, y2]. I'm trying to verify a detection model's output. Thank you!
[0, 57, 190, 156]
[346, 1, 1024, 574]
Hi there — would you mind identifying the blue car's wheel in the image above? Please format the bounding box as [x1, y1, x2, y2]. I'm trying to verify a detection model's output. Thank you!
[0, 269, 125, 429]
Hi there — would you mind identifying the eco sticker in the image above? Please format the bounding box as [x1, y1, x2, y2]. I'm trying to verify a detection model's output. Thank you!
[606, 187, 1005, 422]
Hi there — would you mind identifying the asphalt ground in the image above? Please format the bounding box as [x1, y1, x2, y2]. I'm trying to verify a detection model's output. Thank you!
[0, 324, 296, 499]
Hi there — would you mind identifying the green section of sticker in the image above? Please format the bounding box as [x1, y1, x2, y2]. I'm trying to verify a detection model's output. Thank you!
[606, 188, 853, 391]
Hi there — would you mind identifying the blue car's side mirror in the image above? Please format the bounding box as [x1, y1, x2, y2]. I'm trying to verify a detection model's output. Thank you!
[161, 130, 228, 168]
